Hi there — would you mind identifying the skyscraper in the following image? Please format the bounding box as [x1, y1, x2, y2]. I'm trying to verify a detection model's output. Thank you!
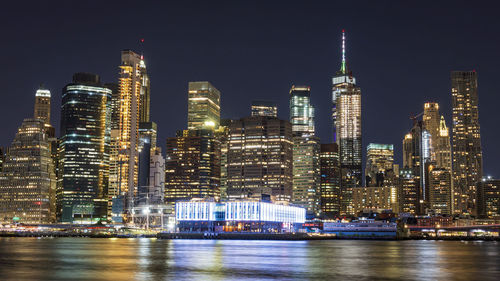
[428, 167, 452, 215]
[251, 100, 277, 117]
[227, 116, 293, 202]
[477, 178, 500, 219]
[423, 102, 440, 151]
[0, 118, 54, 223]
[34, 86, 51, 124]
[116, 50, 147, 211]
[59, 73, 112, 223]
[320, 143, 341, 219]
[332, 30, 362, 215]
[187, 81, 221, 130]
[289, 85, 320, 218]
[365, 143, 394, 187]
[399, 168, 419, 215]
[165, 129, 221, 203]
[451, 71, 483, 215]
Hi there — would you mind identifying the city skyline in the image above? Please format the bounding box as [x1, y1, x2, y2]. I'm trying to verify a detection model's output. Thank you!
[1, 1, 499, 179]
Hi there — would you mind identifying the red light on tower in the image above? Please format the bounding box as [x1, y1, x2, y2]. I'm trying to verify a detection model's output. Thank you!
[140, 38, 145, 43]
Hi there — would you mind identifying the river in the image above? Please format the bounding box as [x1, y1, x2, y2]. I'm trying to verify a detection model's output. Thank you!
[0, 238, 499, 280]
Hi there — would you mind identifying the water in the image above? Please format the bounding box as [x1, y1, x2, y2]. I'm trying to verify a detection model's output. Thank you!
[0, 238, 499, 280]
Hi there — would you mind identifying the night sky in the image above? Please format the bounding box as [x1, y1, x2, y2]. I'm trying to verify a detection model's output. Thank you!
[1, 1, 498, 176]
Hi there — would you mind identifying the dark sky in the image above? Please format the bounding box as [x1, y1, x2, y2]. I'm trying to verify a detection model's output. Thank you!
[1, 1, 498, 177]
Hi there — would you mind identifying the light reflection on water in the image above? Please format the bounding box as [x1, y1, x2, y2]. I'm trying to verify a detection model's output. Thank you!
[0, 238, 499, 280]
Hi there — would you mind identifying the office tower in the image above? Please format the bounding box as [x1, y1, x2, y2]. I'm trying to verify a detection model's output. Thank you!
[428, 167, 452, 215]
[116, 50, 147, 211]
[104, 83, 120, 130]
[34, 86, 51, 124]
[289, 85, 320, 218]
[251, 100, 278, 117]
[137, 147, 165, 206]
[139, 65, 151, 123]
[139, 121, 158, 150]
[227, 116, 293, 202]
[59, 73, 112, 223]
[365, 144, 394, 187]
[165, 129, 221, 203]
[218, 119, 231, 201]
[423, 102, 440, 152]
[105, 82, 121, 220]
[477, 178, 500, 219]
[451, 71, 483, 215]
[399, 168, 419, 215]
[290, 85, 315, 135]
[320, 143, 341, 219]
[402, 121, 432, 214]
[187, 81, 221, 130]
[332, 30, 362, 215]
[0, 119, 54, 223]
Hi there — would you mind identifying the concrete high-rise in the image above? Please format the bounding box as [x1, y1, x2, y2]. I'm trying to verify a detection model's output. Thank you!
[0, 119, 55, 224]
[332, 30, 362, 215]
[365, 144, 394, 187]
[227, 116, 293, 202]
[451, 71, 483, 215]
[251, 100, 277, 117]
[115, 50, 148, 212]
[59, 73, 112, 223]
[320, 143, 341, 219]
[187, 81, 220, 130]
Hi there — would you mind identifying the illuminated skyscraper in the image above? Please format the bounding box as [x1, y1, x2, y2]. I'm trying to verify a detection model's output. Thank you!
[423, 102, 440, 151]
[0, 118, 54, 223]
[320, 143, 341, 219]
[332, 30, 362, 215]
[365, 143, 394, 187]
[477, 178, 500, 219]
[165, 129, 221, 203]
[399, 168, 419, 215]
[428, 167, 452, 215]
[59, 73, 112, 223]
[251, 100, 277, 117]
[435, 116, 452, 171]
[451, 71, 483, 215]
[34, 86, 51, 124]
[187, 81, 220, 130]
[116, 50, 147, 211]
[227, 116, 293, 202]
[290, 85, 315, 135]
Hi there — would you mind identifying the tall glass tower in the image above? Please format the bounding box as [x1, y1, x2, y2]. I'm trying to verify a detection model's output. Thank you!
[289, 85, 315, 135]
[59, 73, 112, 223]
[332, 30, 362, 215]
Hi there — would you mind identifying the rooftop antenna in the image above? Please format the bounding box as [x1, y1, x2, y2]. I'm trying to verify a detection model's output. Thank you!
[341, 29, 346, 74]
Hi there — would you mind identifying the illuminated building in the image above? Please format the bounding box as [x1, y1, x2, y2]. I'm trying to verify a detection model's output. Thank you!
[402, 120, 431, 214]
[332, 30, 362, 215]
[399, 168, 419, 215]
[365, 143, 394, 187]
[217, 119, 231, 201]
[187, 81, 220, 130]
[34, 86, 51, 124]
[289, 85, 320, 218]
[477, 178, 500, 219]
[139, 121, 157, 151]
[428, 167, 452, 215]
[423, 102, 440, 152]
[0, 118, 54, 223]
[227, 116, 293, 202]
[320, 143, 341, 218]
[251, 100, 277, 117]
[115, 50, 148, 212]
[59, 73, 112, 223]
[435, 116, 452, 171]
[0, 147, 4, 172]
[165, 129, 221, 203]
[175, 201, 305, 232]
[352, 186, 398, 214]
[451, 71, 483, 215]
[104, 83, 120, 130]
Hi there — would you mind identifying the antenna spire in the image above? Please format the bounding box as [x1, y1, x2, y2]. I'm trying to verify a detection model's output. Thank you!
[341, 29, 346, 74]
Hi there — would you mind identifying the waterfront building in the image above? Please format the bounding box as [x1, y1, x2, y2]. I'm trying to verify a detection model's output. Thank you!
[227, 116, 293, 202]
[251, 100, 277, 117]
[289, 85, 320, 218]
[165, 129, 221, 203]
[332, 30, 362, 215]
[352, 186, 398, 214]
[477, 178, 500, 219]
[115, 50, 148, 212]
[175, 200, 305, 232]
[320, 143, 341, 218]
[399, 168, 419, 215]
[365, 143, 394, 187]
[428, 167, 452, 215]
[188, 81, 221, 130]
[0, 118, 55, 223]
[451, 71, 483, 215]
[59, 73, 112, 223]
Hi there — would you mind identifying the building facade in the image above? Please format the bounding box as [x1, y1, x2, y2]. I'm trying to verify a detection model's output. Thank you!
[477, 178, 500, 219]
[428, 167, 452, 215]
[365, 143, 394, 187]
[251, 100, 277, 117]
[320, 143, 341, 219]
[59, 73, 112, 223]
[352, 186, 398, 214]
[187, 81, 221, 130]
[451, 71, 483, 215]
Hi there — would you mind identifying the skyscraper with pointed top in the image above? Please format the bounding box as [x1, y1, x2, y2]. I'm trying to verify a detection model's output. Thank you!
[332, 30, 362, 216]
